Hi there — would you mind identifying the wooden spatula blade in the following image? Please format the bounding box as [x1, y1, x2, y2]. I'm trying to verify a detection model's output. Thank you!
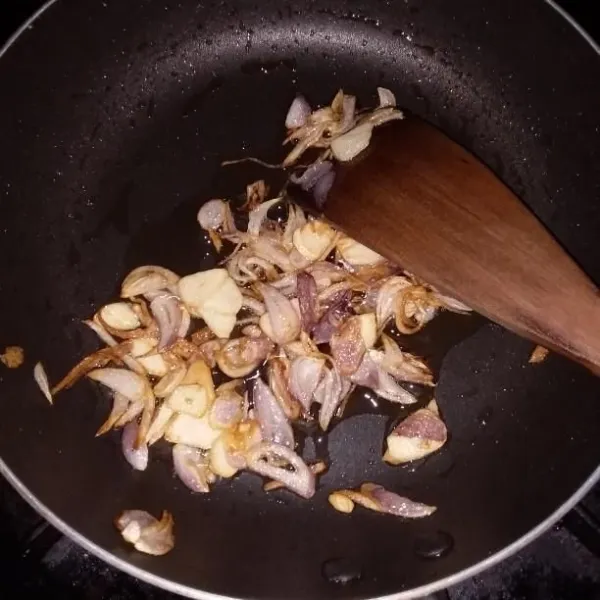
[322, 119, 600, 373]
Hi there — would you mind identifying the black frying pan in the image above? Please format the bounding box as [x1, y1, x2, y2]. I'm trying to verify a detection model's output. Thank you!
[1, 1, 600, 599]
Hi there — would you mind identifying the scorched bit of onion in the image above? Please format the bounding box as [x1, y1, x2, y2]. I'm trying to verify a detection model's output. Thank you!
[246, 442, 315, 499]
[121, 421, 149, 471]
[172, 443, 213, 493]
[384, 402, 447, 465]
[253, 377, 294, 449]
[296, 271, 318, 332]
[115, 510, 175, 556]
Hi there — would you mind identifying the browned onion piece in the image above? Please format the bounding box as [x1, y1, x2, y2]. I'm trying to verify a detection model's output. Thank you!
[384, 404, 447, 465]
[246, 442, 315, 499]
[288, 356, 325, 412]
[121, 266, 179, 299]
[121, 421, 149, 471]
[311, 290, 352, 344]
[296, 271, 318, 332]
[252, 378, 294, 449]
[115, 510, 175, 556]
[196, 339, 226, 369]
[216, 336, 273, 378]
[351, 351, 417, 405]
[51, 344, 132, 395]
[267, 357, 302, 420]
[96, 392, 129, 436]
[362, 483, 436, 518]
[380, 335, 434, 387]
[114, 396, 144, 428]
[330, 316, 366, 377]
[172, 444, 212, 493]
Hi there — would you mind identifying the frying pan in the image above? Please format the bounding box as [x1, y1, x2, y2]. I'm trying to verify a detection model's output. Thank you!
[1, 1, 599, 598]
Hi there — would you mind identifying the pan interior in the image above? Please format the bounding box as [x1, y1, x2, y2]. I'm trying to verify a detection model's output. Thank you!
[0, 1, 600, 599]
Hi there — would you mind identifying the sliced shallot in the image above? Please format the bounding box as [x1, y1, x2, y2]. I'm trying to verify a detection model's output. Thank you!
[384, 401, 447, 464]
[121, 421, 149, 471]
[257, 283, 301, 345]
[149, 293, 188, 350]
[253, 378, 294, 449]
[173, 444, 212, 493]
[33, 362, 52, 405]
[121, 266, 179, 299]
[216, 336, 273, 378]
[288, 356, 325, 412]
[246, 442, 315, 499]
[96, 392, 129, 436]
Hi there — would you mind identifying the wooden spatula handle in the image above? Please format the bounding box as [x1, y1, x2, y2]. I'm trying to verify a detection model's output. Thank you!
[324, 118, 600, 373]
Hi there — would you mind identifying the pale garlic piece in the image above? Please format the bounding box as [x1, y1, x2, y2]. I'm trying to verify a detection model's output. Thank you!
[99, 303, 141, 331]
[337, 236, 385, 266]
[292, 220, 337, 262]
[328, 491, 355, 514]
[178, 269, 242, 338]
[165, 413, 221, 450]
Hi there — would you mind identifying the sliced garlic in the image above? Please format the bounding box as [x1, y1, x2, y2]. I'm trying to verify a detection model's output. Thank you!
[153, 364, 186, 398]
[292, 220, 337, 262]
[165, 413, 221, 449]
[99, 303, 141, 331]
[331, 122, 373, 162]
[182, 359, 215, 402]
[129, 338, 158, 358]
[358, 313, 377, 349]
[167, 384, 210, 418]
[178, 269, 242, 338]
[209, 436, 239, 478]
[337, 236, 384, 266]
[328, 491, 355, 514]
[384, 434, 443, 464]
[137, 354, 168, 377]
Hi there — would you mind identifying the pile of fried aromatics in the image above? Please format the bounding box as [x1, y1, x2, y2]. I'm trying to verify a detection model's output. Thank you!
[35, 88, 471, 555]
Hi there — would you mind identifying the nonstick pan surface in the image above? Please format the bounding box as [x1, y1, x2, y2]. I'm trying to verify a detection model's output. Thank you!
[0, 1, 600, 599]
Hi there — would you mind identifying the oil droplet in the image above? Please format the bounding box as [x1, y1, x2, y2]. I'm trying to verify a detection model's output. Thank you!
[322, 557, 363, 585]
[414, 531, 454, 559]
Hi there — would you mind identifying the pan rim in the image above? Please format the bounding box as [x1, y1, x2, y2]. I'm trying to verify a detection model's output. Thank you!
[0, 1, 599, 599]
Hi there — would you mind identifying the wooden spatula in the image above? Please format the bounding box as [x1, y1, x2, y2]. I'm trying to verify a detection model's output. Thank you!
[299, 118, 600, 374]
